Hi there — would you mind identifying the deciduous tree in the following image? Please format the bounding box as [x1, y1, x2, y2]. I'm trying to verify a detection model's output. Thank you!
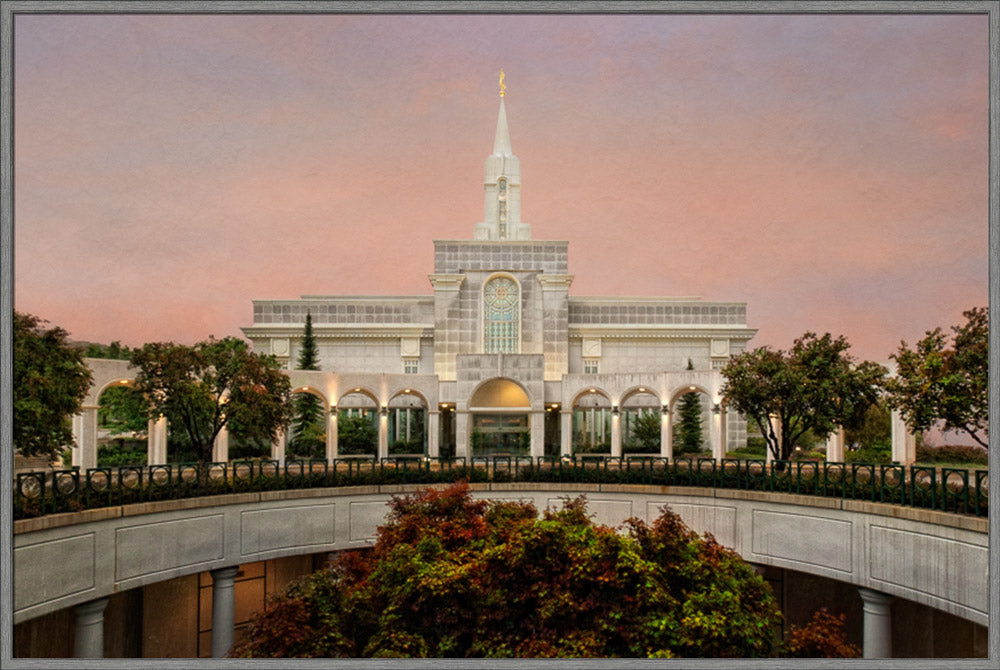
[232, 482, 782, 658]
[887, 307, 988, 448]
[721, 333, 885, 461]
[130, 337, 293, 462]
[13, 312, 93, 457]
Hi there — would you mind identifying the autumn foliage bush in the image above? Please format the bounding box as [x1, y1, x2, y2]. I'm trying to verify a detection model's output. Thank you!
[232, 481, 785, 658]
[780, 607, 861, 658]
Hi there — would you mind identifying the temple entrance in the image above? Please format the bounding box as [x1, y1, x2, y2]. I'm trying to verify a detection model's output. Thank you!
[468, 378, 531, 458]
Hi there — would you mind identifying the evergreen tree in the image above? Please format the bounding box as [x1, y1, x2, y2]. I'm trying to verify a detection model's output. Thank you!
[676, 392, 704, 454]
[291, 312, 325, 458]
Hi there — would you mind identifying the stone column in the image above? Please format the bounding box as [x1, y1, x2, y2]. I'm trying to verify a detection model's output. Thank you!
[427, 410, 440, 458]
[825, 427, 845, 462]
[455, 411, 470, 459]
[271, 429, 286, 467]
[326, 411, 338, 464]
[74, 597, 110, 658]
[890, 410, 917, 464]
[560, 411, 573, 457]
[148, 415, 168, 465]
[660, 408, 673, 460]
[377, 409, 389, 460]
[765, 415, 781, 464]
[74, 406, 99, 471]
[711, 406, 725, 461]
[859, 587, 893, 658]
[210, 566, 240, 658]
[530, 411, 545, 459]
[610, 410, 622, 458]
[212, 425, 229, 463]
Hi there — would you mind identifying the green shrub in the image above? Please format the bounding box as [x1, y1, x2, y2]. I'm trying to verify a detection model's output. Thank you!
[845, 446, 891, 464]
[916, 445, 988, 466]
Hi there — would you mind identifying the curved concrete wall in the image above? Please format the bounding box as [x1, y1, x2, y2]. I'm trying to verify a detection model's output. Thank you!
[14, 483, 988, 626]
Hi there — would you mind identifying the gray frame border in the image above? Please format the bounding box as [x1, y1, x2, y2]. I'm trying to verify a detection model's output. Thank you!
[0, 1, 996, 668]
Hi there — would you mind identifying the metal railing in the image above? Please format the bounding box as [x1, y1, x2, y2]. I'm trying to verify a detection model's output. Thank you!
[13, 456, 988, 521]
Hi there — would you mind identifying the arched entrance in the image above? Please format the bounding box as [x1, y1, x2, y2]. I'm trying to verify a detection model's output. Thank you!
[621, 388, 662, 455]
[336, 389, 378, 457]
[387, 390, 428, 456]
[571, 388, 612, 455]
[468, 378, 531, 457]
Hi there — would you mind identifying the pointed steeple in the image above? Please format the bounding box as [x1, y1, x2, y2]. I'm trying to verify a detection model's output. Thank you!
[474, 70, 530, 241]
[493, 98, 512, 156]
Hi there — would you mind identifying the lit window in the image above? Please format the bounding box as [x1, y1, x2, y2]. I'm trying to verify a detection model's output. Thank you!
[584, 359, 599, 374]
[484, 277, 519, 353]
[404, 359, 419, 374]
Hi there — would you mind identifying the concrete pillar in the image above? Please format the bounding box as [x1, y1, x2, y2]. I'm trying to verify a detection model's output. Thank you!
[427, 410, 440, 458]
[74, 406, 99, 471]
[146, 415, 168, 465]
[530, 411, 545, 458]
[711, 406, 726, 461]
[271, 429, 286, 467]
[326, 411, 338, 464]
[610, 410, 622, 458]
[826, 427, 845, 462]
[455, 411, 470, 459]
[210, 566, 240, 658]
[660, 408, 673, 460]
[890, 410, 917, 464]
[560, 411, 573, 457]
[377, 410, 389, 460]
[74, 597, 109, 658]
[766, 415, 781, 464]
[212, 425, 229, 463]
[859, 587, 893, 658]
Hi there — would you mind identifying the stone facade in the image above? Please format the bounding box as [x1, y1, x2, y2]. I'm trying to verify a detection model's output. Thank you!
[240, 93, 757, 459]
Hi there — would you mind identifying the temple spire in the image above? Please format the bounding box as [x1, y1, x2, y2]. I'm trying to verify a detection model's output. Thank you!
[492, 70, 512, 156]
[475, 71, 529, 241]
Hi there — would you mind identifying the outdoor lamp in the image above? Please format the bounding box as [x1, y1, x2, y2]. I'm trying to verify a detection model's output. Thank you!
[712, 403, 721, 414]
[612, 405, 620, 416]
[380, 406, 388, 417]
[661, 404, 669, 415]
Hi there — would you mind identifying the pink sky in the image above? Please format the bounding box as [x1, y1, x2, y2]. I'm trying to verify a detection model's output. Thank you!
[13, 12, 990, 363]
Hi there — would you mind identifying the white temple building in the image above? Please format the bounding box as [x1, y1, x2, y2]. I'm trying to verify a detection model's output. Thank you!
[239, 77, 757, 462]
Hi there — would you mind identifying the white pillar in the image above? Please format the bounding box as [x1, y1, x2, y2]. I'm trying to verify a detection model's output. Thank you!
[455, 411, 470, 459]
[890, 410, 917, 464]
[530, 411, 545, 459]
[859, 587, 893, 658]
[378, 410, 389, 460]
[711, 406, 725, 461]
[766, 414, 781, 464]
[610, 410, 622, 458]
[271, 429, 286, 467]
[212, 425, 229, 463]
[147, 418, 157, 466]
[427, 410, 440, 458]
[326, 412, 338, 464]
[74, 597, 109, 658]
[560, 411, 573, 457]
[154, 415, 168, 464]
[210, 566, 239, 658]
[75, 406, 99, 471]
[825, 427, 845, 462]
[660, 408, 673, 460]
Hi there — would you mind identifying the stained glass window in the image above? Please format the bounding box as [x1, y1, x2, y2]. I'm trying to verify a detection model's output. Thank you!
[484, 277, 519, 353]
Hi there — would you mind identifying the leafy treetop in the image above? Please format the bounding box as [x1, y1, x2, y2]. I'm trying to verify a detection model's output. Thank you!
[232, 481, 783, 659]
[887, 307, 988, 448]
[13, 312, 94, 457]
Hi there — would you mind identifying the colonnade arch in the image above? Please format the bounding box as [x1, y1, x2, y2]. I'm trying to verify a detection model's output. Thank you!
[467, 378, 533, 458]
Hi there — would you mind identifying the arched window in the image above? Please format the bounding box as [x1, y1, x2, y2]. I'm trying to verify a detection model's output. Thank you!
[484, 276, 519, 353]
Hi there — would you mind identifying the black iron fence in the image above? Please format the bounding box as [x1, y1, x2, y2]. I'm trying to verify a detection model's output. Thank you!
[13, 456, 988, 521]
